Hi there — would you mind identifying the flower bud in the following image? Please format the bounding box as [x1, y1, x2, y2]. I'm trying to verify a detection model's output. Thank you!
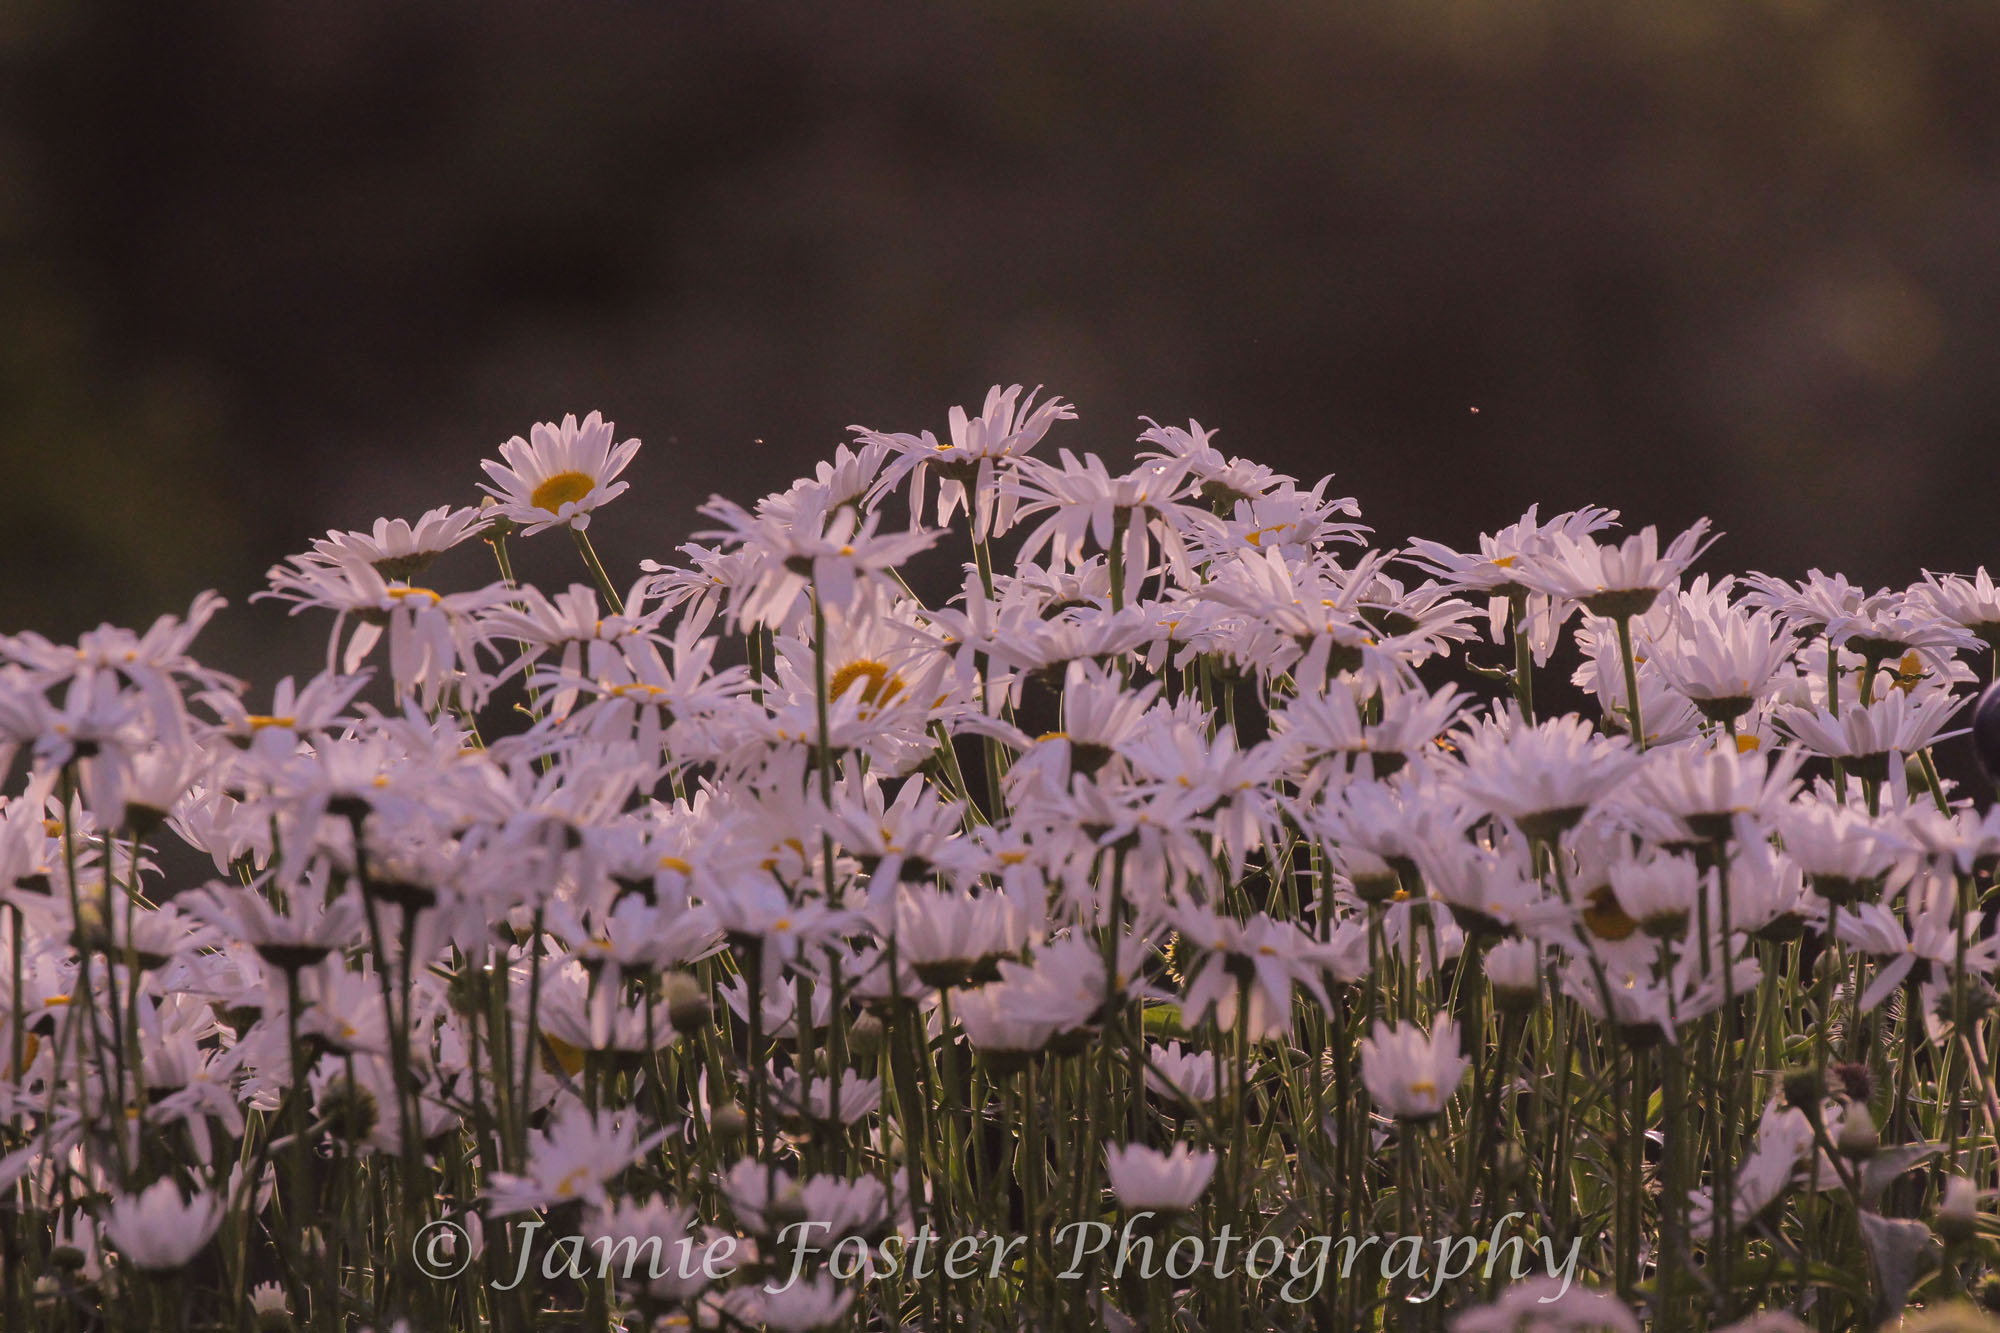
[1484, 939, 1542, 1015]
[1836, 1108, 1879, 1160]
[846, 1012, 886, 1064]
[1782, 1066, 1824, 1114]
[1938, 1176, 1980, 1246]
[662, 971, 712, 1035]
[708, 1101, 748, 1144]
[1831, 1060, 1874, 1105]
[251, 1281, 293, 1333]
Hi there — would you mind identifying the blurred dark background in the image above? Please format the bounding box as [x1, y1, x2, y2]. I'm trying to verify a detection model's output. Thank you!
[3, 1, 1999, 684]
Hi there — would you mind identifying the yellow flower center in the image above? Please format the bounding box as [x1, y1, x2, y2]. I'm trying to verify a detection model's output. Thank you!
[544, 1034, 586, 1076]
[658, 855, 692, 873]
[385, 587, 441, 604]
[1409, 1080, 1437, 1099]
[829, 659, 903, 710]
[1491, 555, 1517, 569]
[530, 471, 596, 513]
[1893, 651, 1924, 694]
[554, 1165, 593, 1197]
[245, 715, 296, 731]
[1735, 734, 1762, 754]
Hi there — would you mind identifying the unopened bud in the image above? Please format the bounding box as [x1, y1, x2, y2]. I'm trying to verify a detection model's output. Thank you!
[1782, 1066, 1824, 1114]
[1937, 1176, 1980, 1246]
[846, 1012, 886, 1063]
[1836, 1108, 1879, 1160]
[708, 1101, 748, 1144]
[662, 971, 712, 1035]
[1831, 1060, 1874, 1105]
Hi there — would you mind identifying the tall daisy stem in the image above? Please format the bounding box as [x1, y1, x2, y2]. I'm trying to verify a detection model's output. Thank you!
[1615, 613, 1646, 750]
[570, 525, 625, 615]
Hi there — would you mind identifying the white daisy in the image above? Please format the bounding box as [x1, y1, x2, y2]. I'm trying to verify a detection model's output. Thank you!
[1359, 1016, 1469, 1121]
[1103, 1142, 1217, 1213]
[305, 504, 490, 581]
[100, 1178, 225, 1272]
[479, 411, 642, 535]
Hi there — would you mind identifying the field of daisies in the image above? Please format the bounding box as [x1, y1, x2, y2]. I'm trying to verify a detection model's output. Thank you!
[6, 387, 2000, 1332]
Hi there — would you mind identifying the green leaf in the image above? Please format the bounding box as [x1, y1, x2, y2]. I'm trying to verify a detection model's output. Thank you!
[1859, 1142, 1942, 1209]
[1857, 1210, 1939, 1323]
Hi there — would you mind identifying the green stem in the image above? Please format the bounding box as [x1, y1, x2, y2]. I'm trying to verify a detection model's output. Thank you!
[570, 525, 625, 615]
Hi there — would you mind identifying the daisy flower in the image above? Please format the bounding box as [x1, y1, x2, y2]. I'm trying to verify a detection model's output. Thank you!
[1420, 840, 1567, 942]
[698, 490, 938, 629]
[1831, 589, 1981, 665]
[185, 881, 366, 971]
[484, 1103, 664, 1215]
[880, 884, 1030, 987]
[950, 983, 1059, 1068]
[256, 557, 511, 707]
[306, 504, 490, 581]
[1185, 477, 1370, 564]
[1142, 1039, 1236, 1103]
[1775, 801, 1900, 906]
[1359, 1016, 1469, 1121]
[1103, 1142, 1217, 1214]
[1404, 503, 1622, 601]
[1174, 907, 1322, 1042]
[1918, 566, 2000, 650]
[1486, 938, 1544, 1011]
[1450, 1278, 1640, 1332]
[1135, 416, 1296, 507]
[1006, 447, 1200, 594]
[196, 670, 370, 758]
[1615, 743, 1801, 844]
[719, 1274, 854, 1333]
[1450, 710, 1640, 842]
[1652, 596, 1795, 724]
[1607, 852, 1702, 940]
[1270, 680, 1468, 784]
[583, 1196, 704, 1301]
[479, 411, 642, 535]
[1834, 872, 1999, 1014]
[1776, 685, 1967, 781]
[1518, 519, 1718, 620]
[855, 382, 1075, 539]
[101, 1178, 226, 1272]
[719, 1161, 890, 1239]
[1403, 505, 1623, 673]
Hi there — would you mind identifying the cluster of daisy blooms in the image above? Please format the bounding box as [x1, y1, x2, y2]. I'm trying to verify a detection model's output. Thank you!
[6, 390, 2000, 1333]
